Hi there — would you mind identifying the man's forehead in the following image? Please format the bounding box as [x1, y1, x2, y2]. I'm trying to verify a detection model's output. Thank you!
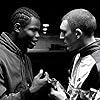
[28, 17, 40, 28]
[30, 17, 40, 25]
[60, 20, 68, 30]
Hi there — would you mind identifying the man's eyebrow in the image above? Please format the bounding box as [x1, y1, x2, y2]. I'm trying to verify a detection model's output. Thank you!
[30, 26, 39, 29]
[29, 27, 40, 31]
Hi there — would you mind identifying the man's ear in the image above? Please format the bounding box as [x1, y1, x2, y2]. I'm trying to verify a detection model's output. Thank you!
[75, 28, 82, 39]
[14, 23, 21, 32]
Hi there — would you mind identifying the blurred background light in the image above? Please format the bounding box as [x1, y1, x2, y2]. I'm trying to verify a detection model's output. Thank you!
[43, 31, 47, 34]
[43, 27, 48, 31]
[43, 24, 49, 27]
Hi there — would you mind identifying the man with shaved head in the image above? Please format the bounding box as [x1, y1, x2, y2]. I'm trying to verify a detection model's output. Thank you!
[50, 9, 100, 100]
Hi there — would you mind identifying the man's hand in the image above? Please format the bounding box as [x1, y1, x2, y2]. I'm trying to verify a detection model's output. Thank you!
[29, 69, 49, 93]
[50, 81, 68, 100]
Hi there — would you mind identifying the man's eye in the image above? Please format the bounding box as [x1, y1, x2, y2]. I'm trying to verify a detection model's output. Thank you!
[31, 29, 36, 32]
[30, 28, 39, 32]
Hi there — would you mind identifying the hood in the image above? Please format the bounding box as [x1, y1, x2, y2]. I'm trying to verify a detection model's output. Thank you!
[78, 40, 100, 57]
[0, 32, 22, 56]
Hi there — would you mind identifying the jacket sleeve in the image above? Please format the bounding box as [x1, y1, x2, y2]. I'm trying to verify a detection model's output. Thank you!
[0, 85, 32, 100]
[0, 66, 33, 100]
[0, 63, 22, 100]
[0, 63, 33, 100]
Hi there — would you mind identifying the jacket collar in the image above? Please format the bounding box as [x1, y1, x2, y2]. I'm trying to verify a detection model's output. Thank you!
[78, 40, 100, 57]
[0, 32, 23, 56]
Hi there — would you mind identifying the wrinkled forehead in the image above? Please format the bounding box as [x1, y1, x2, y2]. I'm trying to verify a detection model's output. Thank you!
[60, 20, 68, 30]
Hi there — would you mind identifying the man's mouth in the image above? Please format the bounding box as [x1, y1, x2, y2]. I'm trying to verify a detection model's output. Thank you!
[64, 42, 68, 47]
[30, 41, 37, 46]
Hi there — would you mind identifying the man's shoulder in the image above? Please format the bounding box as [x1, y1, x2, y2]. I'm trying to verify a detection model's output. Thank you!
[91, 49, 100, 72]
[91, 48, 100, 59]
[0, 46, 7, 55]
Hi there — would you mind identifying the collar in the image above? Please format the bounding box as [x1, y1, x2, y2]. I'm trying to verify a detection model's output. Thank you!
[78, 40, 100, 57]
[0, 32, 23, 57]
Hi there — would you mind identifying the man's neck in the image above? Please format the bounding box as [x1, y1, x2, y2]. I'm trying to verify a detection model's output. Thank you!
[83, 36, 96, 47]
[8, 32, 27, 53]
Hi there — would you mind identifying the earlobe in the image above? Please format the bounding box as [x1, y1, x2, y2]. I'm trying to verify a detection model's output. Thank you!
[14, 23, 21, 32]
[76, 35, 80, 39]
[75, 28, 82, 39]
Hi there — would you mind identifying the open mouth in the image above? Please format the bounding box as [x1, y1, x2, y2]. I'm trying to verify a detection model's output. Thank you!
[30, 41, 37, 45]
[28, 37, 39, 48]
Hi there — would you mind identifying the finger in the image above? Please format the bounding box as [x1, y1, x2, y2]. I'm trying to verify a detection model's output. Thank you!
[58, 82, 64, 89]
[50, 88, 58, 95]
[35, 69, 44, 78]
[44, 72, 49, 79]
[52, 78, 57, 82]
[56, 81, 64, 92]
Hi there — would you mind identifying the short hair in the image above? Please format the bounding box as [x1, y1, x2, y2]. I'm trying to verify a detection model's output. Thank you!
[10, 7, 40, 30]
[62, 8, 97, 36]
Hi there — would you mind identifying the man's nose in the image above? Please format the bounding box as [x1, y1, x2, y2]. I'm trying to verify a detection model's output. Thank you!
[35, 32, 40, 38]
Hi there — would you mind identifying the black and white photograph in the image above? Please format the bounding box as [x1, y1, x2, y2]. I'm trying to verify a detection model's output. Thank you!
[0, 0, 100, 100]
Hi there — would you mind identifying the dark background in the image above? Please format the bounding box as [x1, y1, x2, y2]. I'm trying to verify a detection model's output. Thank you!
[1, 0, 100, 99]
[1, 0, 100, 36]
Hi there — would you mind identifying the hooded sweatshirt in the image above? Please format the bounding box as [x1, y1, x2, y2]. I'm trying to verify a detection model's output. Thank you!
[67, 38, 100, 100]
[0, 32, 33, 100]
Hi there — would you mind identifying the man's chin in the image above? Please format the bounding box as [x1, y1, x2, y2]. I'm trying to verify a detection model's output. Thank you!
[66, 46, 72, 51]
[28, 44, 36, 49]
